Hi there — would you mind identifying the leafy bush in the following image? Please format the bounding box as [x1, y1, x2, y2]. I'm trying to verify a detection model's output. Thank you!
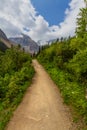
[38, 2, 87, 129]
[67, 48, 87, 83]
[37, 35, 87, 129]
[0, 47, 34, 130]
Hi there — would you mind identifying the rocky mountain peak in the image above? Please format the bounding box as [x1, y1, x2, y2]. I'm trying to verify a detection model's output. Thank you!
[0, 29, 8, 40]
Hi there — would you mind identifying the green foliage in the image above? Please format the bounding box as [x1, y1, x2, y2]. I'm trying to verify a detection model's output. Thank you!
[37, 6, 87, 124]
[76, 6, 87, 38]
[0, 47, 34, 130]
[67, 48, 87, 83]
[69, 37, 86, 51]
[37, 30, 87, 129]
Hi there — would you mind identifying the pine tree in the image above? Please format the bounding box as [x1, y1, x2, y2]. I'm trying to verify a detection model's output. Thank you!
[84, 0, 87, 7]
[76, 1, 87, 38]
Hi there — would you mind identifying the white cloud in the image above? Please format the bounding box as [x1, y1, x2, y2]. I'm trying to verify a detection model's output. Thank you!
[0, 0, 36, 36]
[0, 0, 85, 42]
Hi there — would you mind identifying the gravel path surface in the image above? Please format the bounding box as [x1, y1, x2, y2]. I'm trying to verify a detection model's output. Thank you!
[6, 59, 72, 130]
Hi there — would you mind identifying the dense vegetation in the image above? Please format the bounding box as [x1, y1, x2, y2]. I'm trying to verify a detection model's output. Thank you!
[38, 2, 87, 129]
[0, 46, 34, 130]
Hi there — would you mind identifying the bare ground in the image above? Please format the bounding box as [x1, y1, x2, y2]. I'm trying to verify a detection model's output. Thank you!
[6, 59, 72, 130]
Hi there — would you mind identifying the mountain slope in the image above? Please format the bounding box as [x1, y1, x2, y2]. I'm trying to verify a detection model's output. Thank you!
[0, 29, 12, 51]
[0, 40, 8, 51]
[9, 34, 39, 53]
[0, 29, 8, 40]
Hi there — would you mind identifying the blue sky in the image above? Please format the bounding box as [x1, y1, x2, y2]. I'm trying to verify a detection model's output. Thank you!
[0, 0, 85, 42]
[31, 0, 71, 26]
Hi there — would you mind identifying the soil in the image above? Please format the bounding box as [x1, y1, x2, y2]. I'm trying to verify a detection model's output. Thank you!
[6, 59, 72, 130]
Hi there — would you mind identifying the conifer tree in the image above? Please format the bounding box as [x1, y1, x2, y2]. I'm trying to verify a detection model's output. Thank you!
[76, 0, 87, 38]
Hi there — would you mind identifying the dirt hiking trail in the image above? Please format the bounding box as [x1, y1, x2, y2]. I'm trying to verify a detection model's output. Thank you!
[6, 59, 72, 130]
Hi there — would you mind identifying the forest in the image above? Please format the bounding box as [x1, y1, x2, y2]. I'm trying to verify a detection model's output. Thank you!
[37, 3, 87, 129]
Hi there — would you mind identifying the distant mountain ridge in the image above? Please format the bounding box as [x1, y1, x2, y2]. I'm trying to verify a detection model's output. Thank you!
[9, 34, 39, 53]
[0, 28, 39, 53]
[37, 39, 57, 46]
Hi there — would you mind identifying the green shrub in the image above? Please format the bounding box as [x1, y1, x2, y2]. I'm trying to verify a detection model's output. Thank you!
[0, 47, 34, 130]
[37, 34, 87, 129]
